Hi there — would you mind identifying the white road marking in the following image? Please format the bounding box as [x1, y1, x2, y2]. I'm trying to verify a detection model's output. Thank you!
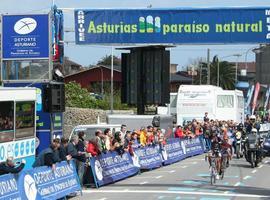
[251, 170, 257, 173]
[139, 181, 148, 185]
[82, 189, 270, 198]
[224, 191, 230, 194]
[181, 166, 187, 169]
[234, 182, 241, 186]
[243, 176, 252, 180]
[264, 160, 269, 164]
[169, 170, 176, 173]
[192, 161, 198, 164]
[258, 165, 263, 169]
[155, 176, 163, 179]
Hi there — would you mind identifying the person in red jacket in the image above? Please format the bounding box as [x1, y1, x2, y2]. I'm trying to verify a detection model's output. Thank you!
[174, 125, 185, 139]
[86, 139, 100, 157]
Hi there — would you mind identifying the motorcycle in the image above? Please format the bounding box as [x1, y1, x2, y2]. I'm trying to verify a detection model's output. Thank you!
[235, 131, 243, 159]
[245, 135, 263, 168]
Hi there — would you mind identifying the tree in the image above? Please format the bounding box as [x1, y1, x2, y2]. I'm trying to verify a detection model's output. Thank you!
[194, 60, 236, 90]
[97, 55, 121, 66]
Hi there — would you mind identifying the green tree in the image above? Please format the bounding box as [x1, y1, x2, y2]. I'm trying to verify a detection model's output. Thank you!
[97, 55, 121, 66]
[194, 61, 236, 90]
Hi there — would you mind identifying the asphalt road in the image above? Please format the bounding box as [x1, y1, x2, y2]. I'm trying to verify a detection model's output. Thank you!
[75, 154, 270, 200]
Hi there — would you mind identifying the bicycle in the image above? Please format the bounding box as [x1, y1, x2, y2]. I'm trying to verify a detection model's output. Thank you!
[206, 154, 219, 185]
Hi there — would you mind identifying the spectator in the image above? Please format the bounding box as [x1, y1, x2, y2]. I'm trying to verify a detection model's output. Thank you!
[33, 138, 61, 169]
[67, 135, 86, 186]
[0, 157, 25, 175]
[58, 137, 71, 161]
[119, 124, 127, 145]
[86, 139, 100, 157]
[131, 132, 140, 148]
[175, 125, 185, 139]
[204, 112, 209, 122]
[95, 130, 106, 153]
[104, 128, 113, 151]
[139, 127, 147, 147]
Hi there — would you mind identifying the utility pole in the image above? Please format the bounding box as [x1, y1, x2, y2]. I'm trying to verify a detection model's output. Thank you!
[207, 49, 210, 85]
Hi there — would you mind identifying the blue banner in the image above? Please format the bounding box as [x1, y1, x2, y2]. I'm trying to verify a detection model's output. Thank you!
[133, 145, 163, 169]
[182, 137, 205, 157]
[2, 14, 49, 59]
[17, 161, 81, 200]
[89, 151, 139, 187]
[162, 138, 186, 165]
[75, 8, 270, 44]
[0, 174, 21, 200]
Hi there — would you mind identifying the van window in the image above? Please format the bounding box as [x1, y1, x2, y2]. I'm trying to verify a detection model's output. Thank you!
[217, 95, 234, 108]
[237, 96, 244, 109]
[73, 127, 117, 141]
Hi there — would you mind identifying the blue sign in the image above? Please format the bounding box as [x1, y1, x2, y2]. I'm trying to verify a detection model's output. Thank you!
[162, 138, 186, 165]
[0, 174, 21, 200]
[182, 137, 205, 157]
[89, 151, 139, 187]
[17, 161, 81, 200]
[75, 8, 270, 44]
[134, 145, 163, 169]
[2, 14, 49, 59]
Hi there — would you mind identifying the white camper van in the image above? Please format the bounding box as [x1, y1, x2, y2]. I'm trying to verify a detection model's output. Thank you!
[176, 85, 244, 125]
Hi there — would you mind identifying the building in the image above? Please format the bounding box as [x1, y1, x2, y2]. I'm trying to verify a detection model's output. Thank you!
[254, 45, 270, 84]
[64, 65, 122, 93]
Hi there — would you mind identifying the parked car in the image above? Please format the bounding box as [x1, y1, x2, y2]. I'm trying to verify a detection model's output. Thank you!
[89, 93, 103, 100]
[263, 132, 270, 156]
[69, 124, 121, 141]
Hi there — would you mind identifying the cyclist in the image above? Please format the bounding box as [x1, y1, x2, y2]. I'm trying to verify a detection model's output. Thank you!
[219, 135, 232, 175]
[208, 133, 221, 179]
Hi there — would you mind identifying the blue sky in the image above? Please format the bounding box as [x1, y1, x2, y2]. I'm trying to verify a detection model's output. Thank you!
[1, 0, 270, 69]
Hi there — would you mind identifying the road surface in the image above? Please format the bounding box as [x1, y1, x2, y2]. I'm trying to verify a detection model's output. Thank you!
[75, 154, 270, 200]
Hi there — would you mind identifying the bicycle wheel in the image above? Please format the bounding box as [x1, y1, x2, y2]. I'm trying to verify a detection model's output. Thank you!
[221, 157, 227, 180]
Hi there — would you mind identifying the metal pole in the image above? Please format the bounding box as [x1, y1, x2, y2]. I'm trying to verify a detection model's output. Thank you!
[207, 49, 210, 85]
[99, 66, 104, 98]
[217, 59, 219, 87]
[200, 63, 202, 85]
[110, 47, 114, 114]
[235, 56, 239, 85]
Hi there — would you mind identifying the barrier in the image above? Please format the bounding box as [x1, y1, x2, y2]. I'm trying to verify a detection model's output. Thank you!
[133, 145, 163, 170]
[89, 151, 139, 187]
[89, 136, 205, 187]
[0, 161, 81, 200]
[162, 138, 186, 165]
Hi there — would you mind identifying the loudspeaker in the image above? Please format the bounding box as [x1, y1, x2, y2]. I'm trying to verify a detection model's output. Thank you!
[43, 82, 65, 113]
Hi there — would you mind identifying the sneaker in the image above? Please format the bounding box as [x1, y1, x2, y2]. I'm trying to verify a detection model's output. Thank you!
[216, 175, 220, 180]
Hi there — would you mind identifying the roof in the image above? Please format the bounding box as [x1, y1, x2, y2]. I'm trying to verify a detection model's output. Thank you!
[64, 64, 121, 78]
[231, 62, 256, 73]
[170, 73, 192, 83]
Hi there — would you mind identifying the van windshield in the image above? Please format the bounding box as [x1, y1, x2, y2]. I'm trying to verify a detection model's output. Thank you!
[72, 127, 117, 141]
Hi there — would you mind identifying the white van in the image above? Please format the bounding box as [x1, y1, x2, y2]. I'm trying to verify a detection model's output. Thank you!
[69, 124, 121, 141]
[176, 85, 244, 125]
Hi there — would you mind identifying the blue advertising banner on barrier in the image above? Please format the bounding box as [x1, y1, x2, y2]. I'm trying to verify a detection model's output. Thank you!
[0, 174, 21, 200]
[89, 151, 139, 187]
[75, 8, 270, 44]
[182, 137, 205, 157]
[2, 14, 49, 59]
[162, 138, 186, 165]
[134, 145, 163, 169]
[17, 161, 81, 200]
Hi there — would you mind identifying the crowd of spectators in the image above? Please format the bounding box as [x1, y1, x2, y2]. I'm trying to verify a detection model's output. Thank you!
[0, 116, 13, 131]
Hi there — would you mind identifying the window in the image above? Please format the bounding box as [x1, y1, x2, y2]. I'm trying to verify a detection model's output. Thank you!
[15, 101, 35, 139]
[237, 96, 244, 109]
[0, 101, 14, 142]
[217, 95, 234, 108]
[2, 60, 49, 80]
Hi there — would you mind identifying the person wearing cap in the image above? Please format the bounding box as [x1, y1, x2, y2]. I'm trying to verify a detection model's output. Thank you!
[0, 157, 25, 176]
[204, 112, 209, 122]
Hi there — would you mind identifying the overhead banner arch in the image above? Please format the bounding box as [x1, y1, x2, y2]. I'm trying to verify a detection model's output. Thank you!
[75, 7, 270, 44]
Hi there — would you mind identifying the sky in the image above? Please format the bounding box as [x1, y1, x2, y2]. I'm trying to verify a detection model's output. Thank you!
[0, 0, 270, 70]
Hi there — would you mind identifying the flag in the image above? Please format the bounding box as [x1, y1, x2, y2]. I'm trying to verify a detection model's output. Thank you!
[252, 82, 260, 115]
